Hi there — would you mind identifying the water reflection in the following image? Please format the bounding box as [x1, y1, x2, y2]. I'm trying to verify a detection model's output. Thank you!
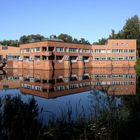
[0, 68, 136, 98]
[0, 68, 138, 139]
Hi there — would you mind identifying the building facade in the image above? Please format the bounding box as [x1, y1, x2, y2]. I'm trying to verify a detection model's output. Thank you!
[20, 68, 136, 98]
[0, 68, 136, 97]
[0, 45, 20, 60]
[6, 39, 137, 69]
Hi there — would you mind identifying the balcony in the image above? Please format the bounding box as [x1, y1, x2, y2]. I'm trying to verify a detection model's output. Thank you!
[83, 56, 90, 62]
[70, 56, 78, 63]
[84, 59, 89, 62]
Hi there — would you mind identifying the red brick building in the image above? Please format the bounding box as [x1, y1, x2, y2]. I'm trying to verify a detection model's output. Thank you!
[19, 68, 136, 98]
[0, 45, 20, 60]
[6, 39, 137, 69]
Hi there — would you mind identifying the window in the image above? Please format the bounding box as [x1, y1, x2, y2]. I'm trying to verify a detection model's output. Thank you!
[124, 56, 135, 60]
[42, 56, 48, 60]
[48, 46, 54, 51]
[35, 56, 40, 61]
[69, 84, 79, 89]
[56, 56, 63, 63]
[107, 57, 111, 60]
[35, 86, 42, 91]
[24, 56, 30, 61]
[56, 56, 63, 60]
[24, 48, 30, 53]
[35, 47, 40, 52]
[124, 56, 128, 60]
[111, 57, 123, 60]
[82, 49, 90, 53]
[42, 47, 47, 51]
[69, 48, 79, 53]
[70, 56, 77, 60]
[124, 50, 128, 53]
[91, 50, 94, 53]
[112, 49, 123, 53]
[55, 86, 65, 91]
[129, 56, 135, 60]
[95, 57, 106, 60]
[56, 47, 64, 52]
[95, 50, 100, 53]
[129, 50, 135, 53]
[83, 56, 89, 60]
[95, 49, 106, 53]
[106, 50, 111, 53]
[30, 48, 34, 52]
[79, 49, 83, 53]
[35, 78, 41, 83]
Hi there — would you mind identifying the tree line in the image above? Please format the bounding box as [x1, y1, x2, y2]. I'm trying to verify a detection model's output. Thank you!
[0, 34, 90, 46]
[0, 15, 140, 49]
[93, 15, 140, 50]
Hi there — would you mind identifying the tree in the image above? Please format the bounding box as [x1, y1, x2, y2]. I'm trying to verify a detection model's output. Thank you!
[0, 40, 19, 47]
[57, 33, 73, 43]
[122, 15, 140, 52]
[78, 38, 90, 44]
[95, 15, 140, 49]
[93, 38, 107, 45]
[19, 34, 45, 44]
[122, 15, 140, 39]
[73, 38, 79, 43]
[109, 29, 118, 39]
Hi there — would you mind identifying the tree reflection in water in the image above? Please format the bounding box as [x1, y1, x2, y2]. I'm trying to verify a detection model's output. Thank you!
[0, 67, 138, 139]
[0, 86, 140, 139]
[0, 95, 42, 140]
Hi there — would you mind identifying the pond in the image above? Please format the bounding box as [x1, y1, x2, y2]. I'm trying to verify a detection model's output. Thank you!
[0, 67, 140, 139]
[0, 68, 136, 122]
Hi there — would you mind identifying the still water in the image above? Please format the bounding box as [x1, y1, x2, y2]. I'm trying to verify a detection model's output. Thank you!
[0, 68, 137, 123]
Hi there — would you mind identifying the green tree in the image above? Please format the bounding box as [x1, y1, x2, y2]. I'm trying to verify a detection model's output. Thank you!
[19, 34, 45, 44]
[122, 15, 140, 39]
[0, 40, 19, 47]
[79, 38, 90, 45]
[93, 38, 107, 45]
[95, 15, 140, 51]
[122, 15, 140, 54]
[109, 29, 118, 39]
[57, 33, 73, 43]
[73, 38, 79, 43]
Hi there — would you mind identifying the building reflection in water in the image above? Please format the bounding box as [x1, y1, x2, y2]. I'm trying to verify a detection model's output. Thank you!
[0, 68, 137, 98]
